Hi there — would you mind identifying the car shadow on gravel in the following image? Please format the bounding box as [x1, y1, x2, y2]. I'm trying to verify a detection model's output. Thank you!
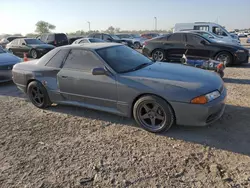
[163, 104, 250, 156]
[223, 78, 250, 84]
[47, 103, 250, 156]
[0, 81, 26, 98]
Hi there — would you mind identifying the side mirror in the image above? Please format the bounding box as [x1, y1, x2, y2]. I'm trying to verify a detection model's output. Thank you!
[92, 67, 107, 75]
[200, 40, 206, 45]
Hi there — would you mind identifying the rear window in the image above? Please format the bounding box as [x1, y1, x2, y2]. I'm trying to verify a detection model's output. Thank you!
[55, 34, 68, 41]
[46, 49, 70, 68]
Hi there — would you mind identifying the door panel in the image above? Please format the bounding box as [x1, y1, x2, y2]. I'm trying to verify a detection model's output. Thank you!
[57, 69, 117, 109]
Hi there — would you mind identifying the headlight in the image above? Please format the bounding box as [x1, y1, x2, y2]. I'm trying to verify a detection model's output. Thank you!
[191, 90, 220, 104]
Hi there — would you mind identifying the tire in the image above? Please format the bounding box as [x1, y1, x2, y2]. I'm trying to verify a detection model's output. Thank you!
[215, 52, 233, 67]
[30, 49, 38, 59]
[134, 42, 141, 49]
[27, 81, 51, 108]
[133, 95, 175, 133]
[152, 49, 165, 62]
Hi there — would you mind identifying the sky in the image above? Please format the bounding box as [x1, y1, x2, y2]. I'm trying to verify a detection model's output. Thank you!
[0, 0, 250, 35]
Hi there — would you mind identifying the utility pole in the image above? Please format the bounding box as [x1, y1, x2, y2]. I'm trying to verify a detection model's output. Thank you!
[87, 21, 91, 31]
[154, 17, 157, 31]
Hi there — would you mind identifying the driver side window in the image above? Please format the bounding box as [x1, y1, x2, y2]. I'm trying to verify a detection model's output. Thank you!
[63, 49, 103, 72]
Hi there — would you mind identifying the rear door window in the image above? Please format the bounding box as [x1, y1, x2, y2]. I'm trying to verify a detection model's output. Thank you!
[167, 33, 184, 42]
[55, 34, 68, 41]
[45, 49, 70, 68]
[93, 34, 102, 39]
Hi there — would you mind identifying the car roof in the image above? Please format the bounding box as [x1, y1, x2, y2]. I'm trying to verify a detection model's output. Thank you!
[61, 42, 122, 50]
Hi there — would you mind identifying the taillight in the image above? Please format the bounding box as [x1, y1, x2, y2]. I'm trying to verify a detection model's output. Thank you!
[54, 40, 57, 45]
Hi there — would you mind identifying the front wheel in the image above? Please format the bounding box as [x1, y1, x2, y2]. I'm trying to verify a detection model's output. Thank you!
[215, 52, 233, 67]
[133, 95, 175, 133]
[27, 81, 51, 108]
[152, 49, 165, 62]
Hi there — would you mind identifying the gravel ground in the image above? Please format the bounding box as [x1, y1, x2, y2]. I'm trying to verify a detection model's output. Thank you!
[1, 50, 250, 187]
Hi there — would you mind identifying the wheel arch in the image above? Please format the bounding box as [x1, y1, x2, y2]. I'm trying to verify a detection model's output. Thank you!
[131, 93, 176, 122]
[214, 50, 234, 60]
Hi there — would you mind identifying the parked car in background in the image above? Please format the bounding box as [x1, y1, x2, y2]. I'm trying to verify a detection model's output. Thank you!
[0, 46, 22, 82]
[174, 22, 240, 43]
[72, 38, 105, 45]
[182, 30, 241, 46]
[0, 36, 25, 48]
[88, 33, 134, 48]
[238, 32, 247, 38]
[37, 33, 69, 47]
[115, 33, 146, 49]
[6, 38, 55, 59]
[12, 43, 226, 133]
[247, 38, 250, 43]
[141, 33, 160, 39]
[68, 36, 84, 44]
[142, 32, 249, 66]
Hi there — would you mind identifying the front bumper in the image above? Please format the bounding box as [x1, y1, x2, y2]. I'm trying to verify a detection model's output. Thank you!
[234, 51, 249, 64]
[171, 86, 227, 126]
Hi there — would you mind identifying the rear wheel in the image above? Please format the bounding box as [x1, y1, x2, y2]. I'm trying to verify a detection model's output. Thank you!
[30, 49, 38, 59]
[134, 42, 141, 49]
[215, 52, 233, 67]
[27, 81, 51, 108]
[133, 95, 175, 133]
[152, 49, 165, 62]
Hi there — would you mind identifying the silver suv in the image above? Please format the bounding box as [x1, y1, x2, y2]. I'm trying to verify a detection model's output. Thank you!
[115, 33, 146, 49]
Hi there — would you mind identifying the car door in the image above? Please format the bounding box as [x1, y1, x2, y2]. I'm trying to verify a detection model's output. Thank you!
[8, 39, 19, 54]
[18, 39, 30, 55]
[184, 33, 212, 60]
[164, 33, 186, 61]
[57, 49, 117, 110]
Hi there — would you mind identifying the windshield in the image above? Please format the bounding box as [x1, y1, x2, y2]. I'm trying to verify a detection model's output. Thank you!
[89, 38, 104, 43]
[96, 45, 152, 73]
[110, 35, 120, 40]
[25, 39, 44, 44]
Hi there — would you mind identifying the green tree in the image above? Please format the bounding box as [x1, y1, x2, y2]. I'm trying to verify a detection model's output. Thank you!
[35, 21, 56, 34]
[106, 26, 115, 34]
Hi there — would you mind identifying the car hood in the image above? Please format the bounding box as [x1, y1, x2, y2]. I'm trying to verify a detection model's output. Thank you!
[29, 44, 55, 49]
[0, 52, 21, 65]
[123, 62, 223, 96]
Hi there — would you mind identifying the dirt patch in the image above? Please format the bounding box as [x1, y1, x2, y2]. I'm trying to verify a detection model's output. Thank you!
[1, 65, 250, 188]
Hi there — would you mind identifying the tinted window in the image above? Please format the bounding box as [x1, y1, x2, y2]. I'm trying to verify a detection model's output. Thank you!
[55, 34, 68, 41]
[37, 48, 60, 66]
[96, 45, 152, 73]
[25, 39, 44, 44]
[93, 34, 102, 39]
[103, 34, 112, 40]
[186, 34, 205, 45]
[46, 49, 69, 68]
[63, 49, 102, 71]
[167, 33, 183, 42]
[89, 38, 104, 43]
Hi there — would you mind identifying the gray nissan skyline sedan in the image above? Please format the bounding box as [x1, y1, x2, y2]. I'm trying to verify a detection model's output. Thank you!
[12, 43, 227, 133]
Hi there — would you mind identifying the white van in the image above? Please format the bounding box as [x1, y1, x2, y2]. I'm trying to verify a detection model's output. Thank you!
[174, 22, 240, 44]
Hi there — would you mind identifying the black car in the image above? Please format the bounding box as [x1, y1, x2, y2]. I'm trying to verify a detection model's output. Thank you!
[6, 38, 55, 59]
[142, 32, 249, 66]
[88, 33, 134, 48]
[37, 33, 69, 47]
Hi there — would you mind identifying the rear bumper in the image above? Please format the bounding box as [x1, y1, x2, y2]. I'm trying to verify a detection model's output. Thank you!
[142, 47, 152, 57]
[171, 86, 227, 126]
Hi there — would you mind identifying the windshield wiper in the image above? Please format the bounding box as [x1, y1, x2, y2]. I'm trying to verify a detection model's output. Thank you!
[120, 63, 151, 73]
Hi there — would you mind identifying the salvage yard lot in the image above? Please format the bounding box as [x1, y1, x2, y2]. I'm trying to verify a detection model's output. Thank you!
[1, 39, 250, 188]
[1, 65, 250, 188]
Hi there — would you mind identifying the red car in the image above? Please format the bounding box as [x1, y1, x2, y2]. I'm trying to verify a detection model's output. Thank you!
[140, 33, 160, 39]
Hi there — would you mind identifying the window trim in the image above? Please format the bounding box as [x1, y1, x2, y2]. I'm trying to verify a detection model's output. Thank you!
[61, 48, 110, 73]
[44, 48, 70, 68]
